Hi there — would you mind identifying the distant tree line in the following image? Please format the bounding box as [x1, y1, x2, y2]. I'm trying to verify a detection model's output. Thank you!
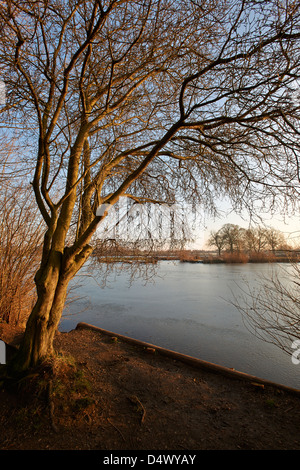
[208, 224, 291, 256]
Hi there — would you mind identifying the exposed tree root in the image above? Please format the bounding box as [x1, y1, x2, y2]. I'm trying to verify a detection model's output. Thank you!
[47, 380, 59, 433]
[128, 394, 146, 424]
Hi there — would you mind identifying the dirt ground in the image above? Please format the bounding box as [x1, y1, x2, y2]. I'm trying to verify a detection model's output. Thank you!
[0, 323, 300, 453]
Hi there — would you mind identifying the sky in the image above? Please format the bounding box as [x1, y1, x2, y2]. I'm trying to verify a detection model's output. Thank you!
[192, 202, 300, 250]
[95, 195, 300, 250]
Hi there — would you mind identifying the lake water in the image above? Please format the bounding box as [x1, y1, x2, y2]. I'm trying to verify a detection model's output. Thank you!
[60, 261, 300, 390]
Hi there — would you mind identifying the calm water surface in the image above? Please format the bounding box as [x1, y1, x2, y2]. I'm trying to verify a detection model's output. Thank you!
[60, 261, 300, 389]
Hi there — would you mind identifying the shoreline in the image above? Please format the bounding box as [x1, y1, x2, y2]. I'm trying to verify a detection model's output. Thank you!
[95, 256, 300, 265]
[1, 321, 300, 450]
[2, 320, 299, 396]
[75, 321, 300, 397]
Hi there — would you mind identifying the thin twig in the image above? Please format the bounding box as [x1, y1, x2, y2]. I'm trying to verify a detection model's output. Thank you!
[107, 417, 126, 441]
[128, 395, 146, 424]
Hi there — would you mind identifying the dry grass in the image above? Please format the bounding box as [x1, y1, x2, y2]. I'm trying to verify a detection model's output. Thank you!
[222, 252, 249, 263]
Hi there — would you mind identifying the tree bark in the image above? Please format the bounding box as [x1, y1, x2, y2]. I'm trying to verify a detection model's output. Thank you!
[10, 245, 92, 373]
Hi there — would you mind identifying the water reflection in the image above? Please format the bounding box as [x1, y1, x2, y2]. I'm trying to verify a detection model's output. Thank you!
[60, 261, 300, 389]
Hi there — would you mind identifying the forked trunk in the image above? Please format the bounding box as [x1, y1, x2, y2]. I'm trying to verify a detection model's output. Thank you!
[10, 243, 93, 373]
[9, 252, 71, 373]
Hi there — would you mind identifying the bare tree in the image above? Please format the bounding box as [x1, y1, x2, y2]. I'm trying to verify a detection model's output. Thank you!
[264, 227, 287, 253]
[218, 223, 245, 253]
[232, 262, 300, 356]
[0, 184, 44, 326]
[208, 229, 226, 255]
[0, 0, 300, 372]
[0, 135, 44, 326]
[244, 226, 268, 253]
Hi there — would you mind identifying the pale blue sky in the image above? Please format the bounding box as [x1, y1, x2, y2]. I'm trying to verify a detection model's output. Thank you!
[189, 197, 300, 249]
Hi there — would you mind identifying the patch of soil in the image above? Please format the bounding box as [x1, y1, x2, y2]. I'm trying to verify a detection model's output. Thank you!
[0, 324, 300, 451]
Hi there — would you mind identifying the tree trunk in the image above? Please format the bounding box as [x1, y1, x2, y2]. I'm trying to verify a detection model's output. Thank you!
[12, 287, 67, 372]
[9, 245, 92, 373]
